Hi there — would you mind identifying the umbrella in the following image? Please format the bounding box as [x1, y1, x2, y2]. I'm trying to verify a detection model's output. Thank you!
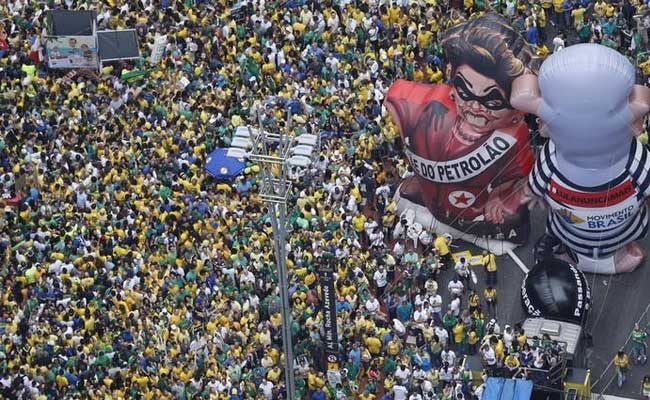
[204, 148, 246, 182]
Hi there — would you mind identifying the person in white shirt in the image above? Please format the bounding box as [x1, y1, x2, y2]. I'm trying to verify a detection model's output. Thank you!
[412, 365, 426, 383]
[481, 344, 497, 369]
[259, 379, 274, 399]
[365, 296, 380, 315]
[409, 392, 424, 400]
[552, 32, 565, 53]
[441, 348, 456, 367]
[429, 293, 443, 324]
[505, 0, 516, 17]
[419, 229, 433, 248]
[393, 218, 408, 241]
[439, 363, 453, 383]
[485, 319, 501, 335]
[413, 304, 429, 325]
[346, 195, 358, 214]
[373, 266, 388, 296]
[401, 165, 416, 179]
[392, 240, 405, 259]
[375, 183, 391, 203]
[503, 325, 514, 350]
[448, 276, 464, 297]
[474, 382, 486, 400]
[364, 220, 379, 237]
[449, 295, 461, 317]
[421, 379, 435, 400]
[454, 257, 471, 288]
[425, 278, 438, 296]
[414, 289, 427, 308]
[395, 364, 412, 386]
[435, 325, 449, 347]
[369, 228, 385, 250]
[393, 384, 409, 400]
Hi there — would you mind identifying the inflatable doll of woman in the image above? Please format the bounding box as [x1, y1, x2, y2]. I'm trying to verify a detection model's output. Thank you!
[511, 44, 650, 274]
[385, 14, 538, 254]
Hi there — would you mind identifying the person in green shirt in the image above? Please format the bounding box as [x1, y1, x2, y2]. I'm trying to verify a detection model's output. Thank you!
[631, 324, 647, 361]
[578, 22, 592, 43]
[383, 356, 397, 376]
[601, 34, 619, 49]
[443, 310, 458, 333]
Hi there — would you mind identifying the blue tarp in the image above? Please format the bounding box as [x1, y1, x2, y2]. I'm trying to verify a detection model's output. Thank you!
[484, 378, 533, 400]
[204, 148, 246, 182]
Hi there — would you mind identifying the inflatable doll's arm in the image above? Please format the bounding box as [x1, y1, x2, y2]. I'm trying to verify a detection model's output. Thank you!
[520, 184, 547, 211]
[484, 179, 526, 224]
[510, 74, 543, 116]
[629, 85, 650, 136]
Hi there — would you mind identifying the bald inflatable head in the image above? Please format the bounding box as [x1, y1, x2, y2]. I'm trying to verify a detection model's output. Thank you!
[511, 44, 650, 169]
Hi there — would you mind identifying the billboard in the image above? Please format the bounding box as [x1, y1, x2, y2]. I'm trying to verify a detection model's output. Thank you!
[45, 35, 98, 69]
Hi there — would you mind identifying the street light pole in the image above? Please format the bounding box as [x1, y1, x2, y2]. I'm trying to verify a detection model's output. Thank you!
[247, 109, 296, 399]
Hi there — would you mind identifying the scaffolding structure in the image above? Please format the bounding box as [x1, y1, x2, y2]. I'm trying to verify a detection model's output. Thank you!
[247, 111, 296, 399]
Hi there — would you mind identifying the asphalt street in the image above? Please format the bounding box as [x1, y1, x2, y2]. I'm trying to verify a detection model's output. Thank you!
[446, 208, 650, 399]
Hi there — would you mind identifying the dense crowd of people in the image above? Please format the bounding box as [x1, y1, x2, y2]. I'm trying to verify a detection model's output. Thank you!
[2, 0, 650, 399]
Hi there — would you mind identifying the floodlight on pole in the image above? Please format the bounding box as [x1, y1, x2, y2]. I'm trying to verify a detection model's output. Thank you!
[246, 108, 296, 400]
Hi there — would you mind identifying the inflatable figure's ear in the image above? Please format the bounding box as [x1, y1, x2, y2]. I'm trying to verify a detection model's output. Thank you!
[629, 84, 650, 136]
[510, 74, 542, 116]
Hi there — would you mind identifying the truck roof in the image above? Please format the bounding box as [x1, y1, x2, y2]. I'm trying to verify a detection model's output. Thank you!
[522, 318, 582, 358]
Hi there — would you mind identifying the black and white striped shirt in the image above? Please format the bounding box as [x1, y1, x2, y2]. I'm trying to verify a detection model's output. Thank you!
[529, 140, 650, 258]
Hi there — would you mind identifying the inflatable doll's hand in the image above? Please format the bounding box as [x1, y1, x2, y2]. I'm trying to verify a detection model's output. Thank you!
[520, 184, 546, 211]
[484, 182, 524, 224]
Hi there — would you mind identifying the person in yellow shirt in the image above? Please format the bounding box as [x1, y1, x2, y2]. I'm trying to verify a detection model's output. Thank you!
[465, 0, 475, 14]
[387, 336, 402, 356]
[640, 57, 650, 77]
[541, 0, 553, 18]
[505, 353, 521, 376]
[482, 250, 497, 286]
[360, 390, 377, 400]
[614, 350, 630, 387]
[516, 329, 528, 349]
[571, 5, 586, 29]
[467, 328, 480, 355]
[494, 338, 506, 364]
[413, 66, 425, 82]
[594, 0, 608, 18]
[365, 334, 383, 355]
[484, 286, 497, 316]
[468, 290, 480, 313]
[536, 43, 550, 59]
[352, 212, 367, 245]
[452, 320, 465, 353]
[434, 233, 452, 269]
[552, 0, 565, 26]
[416, 26, 432, 50]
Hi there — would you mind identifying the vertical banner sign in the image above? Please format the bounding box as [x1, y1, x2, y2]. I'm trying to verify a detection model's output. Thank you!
[150, 35, 168, 64]
[319, 264, 339, 363]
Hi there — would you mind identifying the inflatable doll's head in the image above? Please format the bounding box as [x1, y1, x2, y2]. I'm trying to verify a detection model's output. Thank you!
[511, 44, 650, 170]
[443, 13, 537, 137]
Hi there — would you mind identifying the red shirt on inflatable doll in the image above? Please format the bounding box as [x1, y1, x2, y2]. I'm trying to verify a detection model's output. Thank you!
[386, 74, 534, 236]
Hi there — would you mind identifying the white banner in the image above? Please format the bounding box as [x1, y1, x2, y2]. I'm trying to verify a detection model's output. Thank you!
[405, 132, 517, 183]
[149, 35, 167, 64]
